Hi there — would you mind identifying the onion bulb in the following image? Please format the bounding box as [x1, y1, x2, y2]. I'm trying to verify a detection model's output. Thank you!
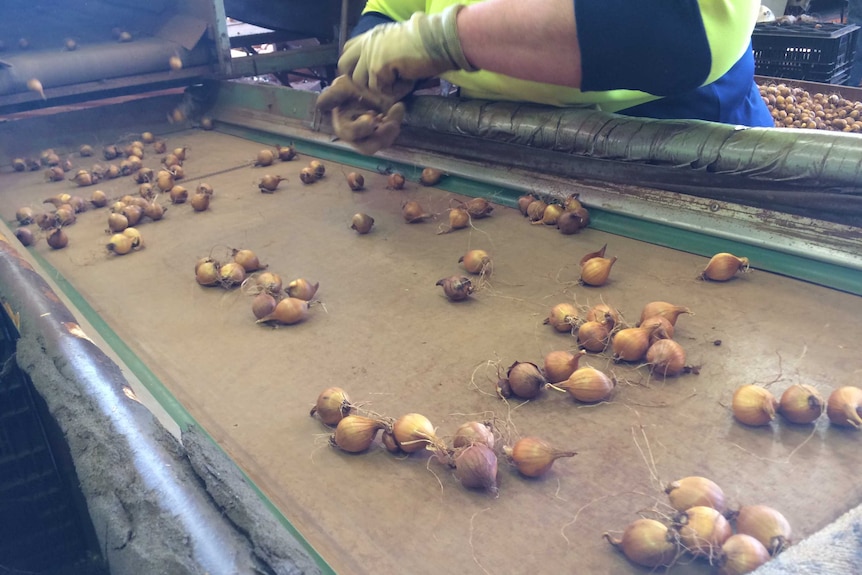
[121, 205, 142, 227]
[538, 204, 563, 226]
[103, 145, 119, 160]
[402, 200, 432, 223]
[526, 199, 547, 222]
[122, 227, 143, 248]
[717, 534, 770, 575]
[169, 185, 188, 204]
[232, 249, 263, 272]
[195, 260, 220, 286]
[16, 207, 35, 225]
[542, 349, 586, 384]
[90, 190, 108, 208]
[15, 227, 34, 246]
[252, 292, 277, 320]
[503, 436, 576, 478]
[452, 421, 494, 450]
[259, 175, 286, 193]
[190, 192, 210, 212]
[346, 172, 364, 191]
[13, 158, 27, 172]
[300, 167, 315, 184]
[392, 413, 440, 453]
[453, 443, 498, 494]
[387, 172, 405, 189]
[563, 193, 583, 211]
[640, 315, 675, 342]
[701, 253, 749, 282]
[544, 303, 579, 333]
[153, 140, 167, 154]
[734, 505, 791, 555]
[665, 476, 726, 513]
[556, 211, 583, 235]
[255, 271, 283, 295]
[46, 228, 68, 249]
[309, 160, 325, 179]
[553, 366, 615, 403]
[107, 233, 133, 255]
[464, 197, 493, 219]
[156, 170, 174, 192]
[330, 415, 386, 453]
[143, 201, 165, 221]
[436, 276, 474, 301]
[286, 278, 319, 301]
[580, 256, 617, 287]
[639, 302, 692, 326]
[459, 249, 491, 275]
[310, 387, 352, 426]
[219, 262, 246, 287]
[258, 297, 310, 325]
[517, 194, 536, 216]
[141, 132, 154, 144]
[604, 518, 679, 568]
[778, 384, 824, 425]
[612, 325, 662, 362]
[646, 339, 686, 377]
[254, 149, 275, 166]
[585, 303, 621, 329]
[826, 386, 862, 428]
[577, 320, 610, 352]
[420, 167, 443, 186]
[197, 183, 214, 196]
[438, 208, 470, 234]
[675, 505, 733, 559]
[172, 147, 188, 161]
[732, 385, 777, 426]
[507, 361, 546, 399]
[351, 213, 374, 234]
[276, 145, 296, 161]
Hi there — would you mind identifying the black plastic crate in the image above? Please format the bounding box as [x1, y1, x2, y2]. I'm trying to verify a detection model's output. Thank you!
[752, 22, 860, 83]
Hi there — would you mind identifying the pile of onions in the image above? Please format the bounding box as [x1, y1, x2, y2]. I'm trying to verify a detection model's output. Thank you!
[605, 518, 679, 568]
[310, 387, 352, 425]
[503, 436, 576, 478]
[732, 385, 777, 426]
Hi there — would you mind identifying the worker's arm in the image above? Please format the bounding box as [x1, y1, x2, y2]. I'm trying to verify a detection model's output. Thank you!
[340, 0, 760, 98]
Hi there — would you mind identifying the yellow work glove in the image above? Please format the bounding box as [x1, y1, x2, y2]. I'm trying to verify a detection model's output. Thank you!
[316, 75, 407, 155]
[338, 4, 477, 102]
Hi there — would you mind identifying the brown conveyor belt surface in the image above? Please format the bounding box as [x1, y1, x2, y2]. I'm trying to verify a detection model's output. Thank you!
[2, 124, 861, 574]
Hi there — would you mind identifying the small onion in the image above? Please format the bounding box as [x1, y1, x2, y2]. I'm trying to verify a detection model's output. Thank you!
[107, 233, 134, 255]
[646, 339, 686, 377]
[732, 385, 777, 426]
[286, 278, 319, 301]
[251, 292, 277, 320]
[173, 147, 188, 161]
[717, 534, 771, 575]
[107, 213, 129, 233]
[276, 145, 296, 161]
[121, 227, 143, 248]
[526, 199, 547, 222]
[90, 190, 108, 208]
[464, 197, 493, 219]
[387, 172, 405, 189]
[580, 256, 617, 287]
[330, 415, 386, 453]
[612, 325, 662, 362]
[392, 413, 439, 453]
[507, 361, 546, 399]
[436, 276, 474, 301]
[256, 271, 283, 295]
[556, 211, 583, 234]
[351, 213, 374, 234]
[665, 476, 726, 513]
[46, 228, 68, 249]
[310, 387, 352, 426]
[419, 167, 443, 186]
[309, 160, 325, 179]
[258, 297, 310, 325]
[459, 249, 491, 275]
[144, 201, 166, 221]
[563, 193, 583, 211]
[640, 315, 675, 343]
[169, 185, 188, 204]
[778, 384, 824, 425]
[346, 172, 364, 191]
[13, 158, 27, 172]
[542, 349, 586, 384]
[402, 200, 431, 223]
[16, 207, 35, 224]
[544, 303, 579, 333]
[577, 320, 610, 352]
[701, 253, 750, 282]
[826, 386, 862, 428]
[453, 443, 498, 494]
[233, 249, 263, 272]
[503, 436, 576, 478]
[190, 192, 210, 212]
[604, 518, 678, 568]
[553, 366, 615, 403]
[539, 204, 564, 226]
[517, 194, 536, 216]
[121, 205, 142, 226]
[254, 149, 275, 166]
[15, 227, 35, 246]
[585, 304, 621, 329]
[675, 506, 733, 560]
[639, 302, 692, 326]
[219, 262, 247, 287]
[452, 421, 494, 450]
[734, 505, 791, 555]
[259, 175, 286, 192]
[195, 260, 220, 286]
[197, 183, 214, 196]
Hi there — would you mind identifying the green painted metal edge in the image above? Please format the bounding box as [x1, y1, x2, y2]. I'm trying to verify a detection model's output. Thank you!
[217, 123, 862, 297]
[25, 249, 337, 575]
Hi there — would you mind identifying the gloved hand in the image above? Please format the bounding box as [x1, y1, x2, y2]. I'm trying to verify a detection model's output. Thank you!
[338, 4, 477, 101]
[316, 75, 407, 155]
